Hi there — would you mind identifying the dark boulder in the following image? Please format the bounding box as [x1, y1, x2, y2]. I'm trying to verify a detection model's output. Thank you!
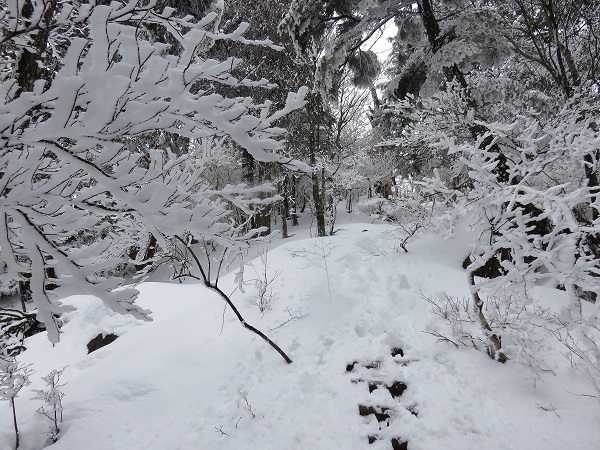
[87, 333, 118, 354]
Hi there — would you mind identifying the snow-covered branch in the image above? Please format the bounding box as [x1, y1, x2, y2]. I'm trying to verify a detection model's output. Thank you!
[0, 0, 306, 341]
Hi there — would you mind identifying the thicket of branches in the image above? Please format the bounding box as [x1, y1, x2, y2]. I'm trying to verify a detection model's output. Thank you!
[0, 0, 306, 350]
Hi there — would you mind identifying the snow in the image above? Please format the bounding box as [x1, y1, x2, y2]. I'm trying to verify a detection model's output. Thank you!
[2, 217, 599, 450]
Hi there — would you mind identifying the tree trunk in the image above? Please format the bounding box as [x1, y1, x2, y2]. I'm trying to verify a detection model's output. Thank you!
[583, 147, 599, 223]
[251, 205, 271, 236]
[250, 162, 272, 236]
[469, 273, 507, 363]
[281, 200, 288, 238]
[346, 190, 352, 213]
[290, 175, 299, 226]
[16, 0, 57, 96]
[18, 280, 30, 313]
[329, 198, 337, 235]
[280, 179, 289, 238]
[312, 170, 326, 237]
[241, 148, 255, 184]
[11, 397, 20, 449]
[132, 234, 158, 271]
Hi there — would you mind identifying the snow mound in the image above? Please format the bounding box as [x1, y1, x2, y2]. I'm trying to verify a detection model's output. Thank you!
[2, 223, 599, 450]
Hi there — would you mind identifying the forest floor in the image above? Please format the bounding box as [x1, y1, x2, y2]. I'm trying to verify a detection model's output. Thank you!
[1, 211, 599, 450]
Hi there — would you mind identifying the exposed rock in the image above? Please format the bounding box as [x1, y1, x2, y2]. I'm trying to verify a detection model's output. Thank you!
[87, 333, 118, 354]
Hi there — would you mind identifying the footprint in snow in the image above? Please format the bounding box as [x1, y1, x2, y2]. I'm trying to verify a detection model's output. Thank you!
[347, 347, 416, 449]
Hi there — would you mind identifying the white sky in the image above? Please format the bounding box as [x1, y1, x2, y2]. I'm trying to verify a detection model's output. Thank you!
[364, 21, 397, 65]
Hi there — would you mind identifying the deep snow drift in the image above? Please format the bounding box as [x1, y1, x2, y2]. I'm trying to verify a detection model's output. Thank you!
[2, 219, 599, 450]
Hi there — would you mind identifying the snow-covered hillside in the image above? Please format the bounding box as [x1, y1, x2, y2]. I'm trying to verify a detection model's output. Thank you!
[2, 221, 599, 450]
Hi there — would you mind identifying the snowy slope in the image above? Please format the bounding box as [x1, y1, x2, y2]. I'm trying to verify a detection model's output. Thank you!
[2, 221, 599, 450]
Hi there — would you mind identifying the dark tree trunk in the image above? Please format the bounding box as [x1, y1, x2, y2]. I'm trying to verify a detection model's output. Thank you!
[346, 190, 352, 213]
[252, 205, 272, 235]
[143, 234, 158, 261]
[250, 162, 272, 236]
[312, 170, 326, 237]
[583, 150, 599, 223]
[280, 199, 288, 238]
[11, 397, 20, 450]
[18, 280, 31, 313]
[291, 175, 299, 225]
[241, 149, 255, 184]
[281, 176, 290, 238]
[16, 0, 56, 96]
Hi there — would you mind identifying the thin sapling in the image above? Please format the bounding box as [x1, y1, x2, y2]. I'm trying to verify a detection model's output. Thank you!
[290, 239, 336, 302]
[249, 250, 282, 314]
[0, 355, 33, 449]
[33, 367, 67, 443]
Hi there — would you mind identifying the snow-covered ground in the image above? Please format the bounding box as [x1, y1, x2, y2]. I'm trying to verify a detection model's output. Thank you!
[2, 216, 599, 450]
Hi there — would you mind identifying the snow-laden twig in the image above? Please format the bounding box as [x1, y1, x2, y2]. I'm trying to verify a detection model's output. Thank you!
[0, 0, 307, 343]
[268, 308, 306, 331]
[248, 250, 282, 315]
[33, 367, 67, 443]
[237, 390, 256, 419]
[0, 355, 34, 450]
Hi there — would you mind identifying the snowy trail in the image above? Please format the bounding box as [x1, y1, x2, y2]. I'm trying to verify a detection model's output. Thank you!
[2, 224, 600, 450]
[332, 228, 599, 450]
